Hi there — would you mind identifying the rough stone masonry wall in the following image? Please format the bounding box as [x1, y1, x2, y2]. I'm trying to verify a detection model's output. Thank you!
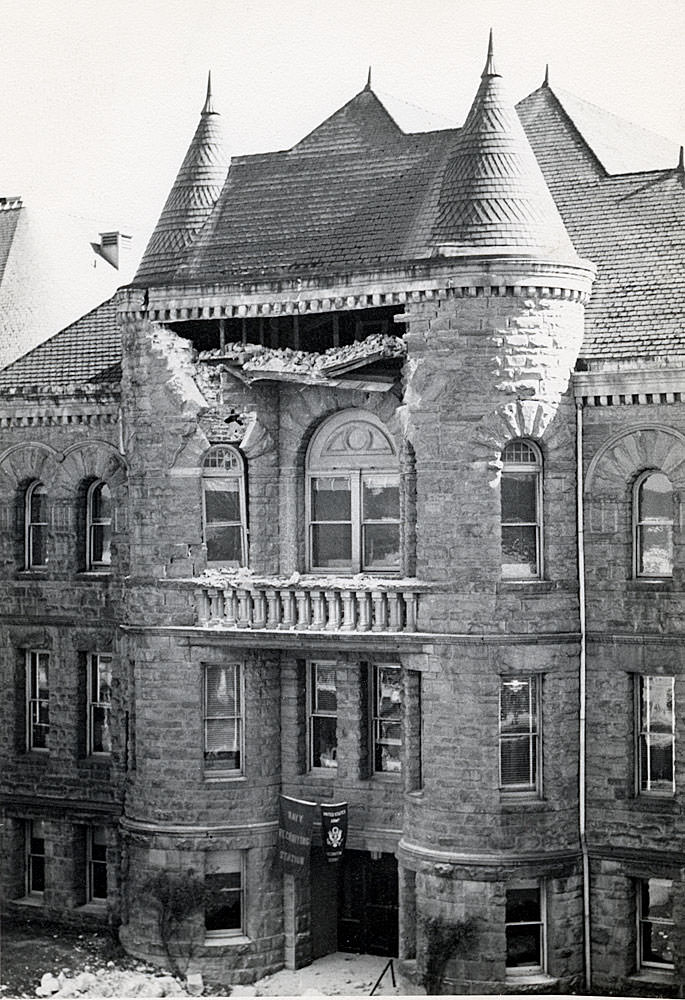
[0, 391, 128, 926]
[398, 284, 586, 991]
[581, 400, 685, 992]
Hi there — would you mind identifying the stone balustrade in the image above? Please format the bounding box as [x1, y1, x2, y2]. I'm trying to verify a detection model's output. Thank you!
[194, 579, 420, 633]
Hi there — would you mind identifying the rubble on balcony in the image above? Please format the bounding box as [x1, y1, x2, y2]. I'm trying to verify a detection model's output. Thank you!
[190, 567, 425, 633]
[197, 334, 406, 390]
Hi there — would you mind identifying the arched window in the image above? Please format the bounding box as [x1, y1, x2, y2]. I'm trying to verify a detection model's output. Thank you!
[501, 440, 543, 580]
[306, 411, 400, 573]
[86, 481, 112, 570]
[202, 446, 247, 567]
[634, 471, 673, 578]
[25, 481, 48, 569]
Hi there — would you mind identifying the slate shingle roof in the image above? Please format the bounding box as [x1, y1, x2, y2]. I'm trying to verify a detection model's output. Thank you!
[0, 296, 120, 390]
[434, 45, 575, 259]
[135, 75, 229, 284]
[517, 85, 685, 360]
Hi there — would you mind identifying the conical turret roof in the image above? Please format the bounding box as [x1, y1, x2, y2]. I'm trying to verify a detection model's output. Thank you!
[433, 32, 577, 259]
[134, 73, 229, 283]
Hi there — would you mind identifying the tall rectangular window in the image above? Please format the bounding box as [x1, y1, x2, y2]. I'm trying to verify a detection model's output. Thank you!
[87, 826, 108, 902]
[506, 883, 545, 973]
[501, 440, 542, 580]
[26, 650, 50, 751]
[26, 820, 46, 897]
[204, 664, 243, 774]
[499, 676, 540, 792]
[309, 661, 337, 769]
[202, 446, 247, 567]
[639, 878, 674, 970]
[88, 654, 113, 755]
[372, 664, 402, 774]
[638, 676, 675, 795]
[205, 850, 244, 939]
[25, 481, 48, 569]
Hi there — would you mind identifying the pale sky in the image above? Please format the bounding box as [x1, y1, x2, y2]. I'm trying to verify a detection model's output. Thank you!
[2, 0, 684, 259]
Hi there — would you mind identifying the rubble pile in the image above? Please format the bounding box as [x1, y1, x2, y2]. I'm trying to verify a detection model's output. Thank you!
[198, 334, 406, 379]
[32, 966, 189, 998]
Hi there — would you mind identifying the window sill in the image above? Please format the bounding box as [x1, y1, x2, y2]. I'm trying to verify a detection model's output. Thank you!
[203, 773, 246, 783]
[204, 934, 250, 948]
[497, 580, 555, 594]
[626, 579, 673, 592]
[504, 972, 557, 987]
[75, 901, 107, 915]
[634, 794, 677, 812]
[13, 895, 44, 908]
[76, 571, 112, 580]
[500, 793, 546, 809]
[372, 771, 402, 782]
[16, 569, 48, 578]
[629, 969, 674, 986]
[308, 768, 337, 777]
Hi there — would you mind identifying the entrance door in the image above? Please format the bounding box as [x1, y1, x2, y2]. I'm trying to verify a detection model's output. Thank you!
[338, 851, 398, 956]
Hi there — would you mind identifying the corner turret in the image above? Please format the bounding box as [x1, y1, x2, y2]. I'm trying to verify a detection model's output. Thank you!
[133, 73, 229, 285]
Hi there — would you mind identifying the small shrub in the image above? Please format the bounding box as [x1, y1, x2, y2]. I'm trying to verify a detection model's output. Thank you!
[420, 914, 476, 995]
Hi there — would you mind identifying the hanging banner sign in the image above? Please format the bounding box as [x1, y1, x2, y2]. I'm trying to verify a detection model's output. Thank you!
[278, 795, 316, 876]
[321, 801, 348, 863]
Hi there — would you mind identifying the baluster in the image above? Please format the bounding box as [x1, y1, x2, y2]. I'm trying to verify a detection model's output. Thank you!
[252, 589, 267, 628]
[236, 588, 252, 628]
[341, 591, 356, 631]
[215, 590, 225, 622]
[356, 590, 371, 631]
[295, 590, 311, 629]
[403, 591, 418, 632]
[266, 589, 281, 628]
[371, 590, 388, 632]
[196, 588, 210, 624]
[309, 589, 326, 630]
[224, 589, 238, 627]
[279, 589, 296, 629]
[325, 590, 342, 630]
[387, 592, 402, 631]
[207, 587, 219, 622]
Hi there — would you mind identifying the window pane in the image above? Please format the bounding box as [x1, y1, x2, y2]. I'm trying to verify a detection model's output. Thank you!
[363, 524, 400, 570]
[91, 524, 112, 565]
[91, 484, 111, 520]
[204, 481, 241, 523]
[311, 523, 352, 566]
[502, 473, 537, 523]
[506, 924, 542, 968]
[30, 525, 48, 567]
[206, 719, 240, 765]
[362, 477, 400, 520]
[206, 872, 241, 931]
[92, 706, 112, 753]
[312, 716, 337, 768]
[206, 524, 243, 563]
[207, 666, 238, 714]
[501, 525, 537, 577]
[311, 477, 351, 521]
[30, 486, 47, 522]
[645, 677, 673, 731]
[638, 525, 673, 576]
[644, 878, 673, 922]
[500, 679, 533, 732]
[640, 473, 673, 520]
[501, 736, 535, 785]
[314, 665, 337, 713]
[503, 441, 538, 464]
[30, 856, 46, 893]
[378, 668, 402, 720]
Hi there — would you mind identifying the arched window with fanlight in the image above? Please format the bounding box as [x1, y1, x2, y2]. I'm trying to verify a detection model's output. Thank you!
[501, 440, 543, 580]
[86, 481, 112, 571]
[306, 410, 400, 574]
[25, 481, 48, 569]
[634, 470, 673, 578]
[202, 446, 248, 567]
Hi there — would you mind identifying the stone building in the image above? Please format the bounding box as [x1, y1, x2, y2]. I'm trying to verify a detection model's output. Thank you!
[2, 40, 685, 996]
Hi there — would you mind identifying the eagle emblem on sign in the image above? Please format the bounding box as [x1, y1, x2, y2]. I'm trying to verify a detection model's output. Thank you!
[327, 824, 343, 848]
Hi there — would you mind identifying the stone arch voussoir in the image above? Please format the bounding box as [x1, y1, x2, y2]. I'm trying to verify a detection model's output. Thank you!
[585, 424, 685, 496]
[0, 442, 59, 493]
[471, 400, 570, 483]
[54, 440, 128, 498]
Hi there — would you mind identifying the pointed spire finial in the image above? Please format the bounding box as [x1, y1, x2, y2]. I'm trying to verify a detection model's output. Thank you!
[202, 70, 216, 115]
[364, 66, 372, 91]
[482, 28, 500, 78]
[679, 145, 684, 172]
[543, 63, 550, 87]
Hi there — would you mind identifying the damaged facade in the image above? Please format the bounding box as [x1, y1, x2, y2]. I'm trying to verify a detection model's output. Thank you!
[2, 41, 685, 996]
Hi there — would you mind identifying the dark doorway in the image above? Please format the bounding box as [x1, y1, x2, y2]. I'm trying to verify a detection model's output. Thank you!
[311, 847, 338, 959]
[338, 851, 398, 957]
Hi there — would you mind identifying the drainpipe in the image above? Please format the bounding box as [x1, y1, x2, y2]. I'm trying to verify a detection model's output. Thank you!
[576, 399, 591, 989]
